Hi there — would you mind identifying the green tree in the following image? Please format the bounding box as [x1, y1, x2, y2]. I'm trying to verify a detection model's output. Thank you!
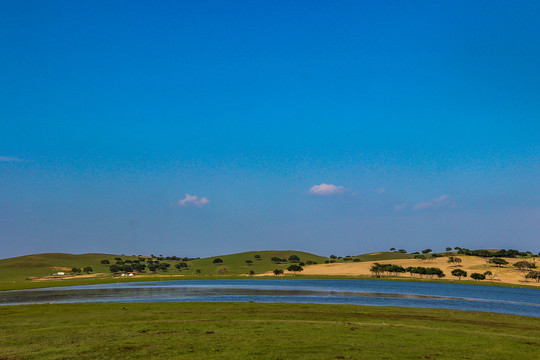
[195, 269, 202, 275]
[158, 263, 170, 271]
[287, 264, 303, 274]
[488, 258, 508, 267]
[147, 264, 158, 272]
[451, 269, 467, 280]
[513, 261, 534, 271]
[470, 272, 486, 281]
[212, 258, 223, 264]
[273, 269, 284, 276]
[254, 254, 261, 260]
[245, 260, 253, 266]
[483, 270, 493, 280]
[175, 262, 188, 270]
[288, 255, 300, 263]
[109, 264, 121, 273]
[100, 259, 110, 265]
[446, 247, 452, 252]
[71, 267, 82, 274]
[422, 249, 432, 254]
[248, 270, 255, 276]
[83, 266, 93, 274]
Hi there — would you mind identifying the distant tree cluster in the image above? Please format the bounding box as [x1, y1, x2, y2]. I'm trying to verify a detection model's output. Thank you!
[370, 263, 444, 279]
[457, 248, 529, 258]
[271, 257, 288, 264]
[404, 266, 445, 278]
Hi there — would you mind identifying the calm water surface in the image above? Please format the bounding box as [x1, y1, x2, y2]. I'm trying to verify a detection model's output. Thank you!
[1, 279, 538, 317]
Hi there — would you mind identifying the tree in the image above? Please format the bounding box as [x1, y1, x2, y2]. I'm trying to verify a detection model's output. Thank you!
[217, 266, 229, 275]
[100, 259, 110, 265]
[273, 269, 284, 276]
[525, 271, 540, 282]
[212, 258, 223, 264]
[195, 269, 202, 275]
[71, 267, 81, 274]
[397, 249, 407, 254]
[254, 254, 261, 260]
[114, 257, 122, 261]
[288, 255, 300, 263]
[83, 266, 93, 274]
[248, 270, 255, 276]
[109, 264, 121, 273]
[287, 264, 303, 274]
[483, 270, 493, 280]
[175, 262, 188, 270]
[513, 261, 534, 271]
[422, 249, 432, 254]
[121, 264, 133, 272]
[159, 263, 170, 271]
[488, 258, 508, 267]
[414, 254, 426, 261]
[390, 248, 396, 251]
[147, 264, 158, 272]
[132, 263, 146, 272]
[245, 260, 253, 266]
[451, 269, 467, 280]
[470, 273, 486, 281]
[446, 247, 452, 252]
[370, 263, 383, 277]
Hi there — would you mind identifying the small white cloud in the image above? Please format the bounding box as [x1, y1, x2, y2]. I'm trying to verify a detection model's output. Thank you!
[413, 195, 455, 210]
[394, 203, 408, 212]
[0, 156, 24, 162]
[377, 188, 386, 194]
[177, 194, 209, 207]
[309, 183, 348, 196]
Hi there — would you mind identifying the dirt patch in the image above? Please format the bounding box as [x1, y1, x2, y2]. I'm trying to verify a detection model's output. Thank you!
[26, 273, 107, 281]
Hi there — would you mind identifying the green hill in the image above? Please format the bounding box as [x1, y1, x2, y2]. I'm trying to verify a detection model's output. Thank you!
[0, 250, 328, 290]
[187, 250, 328, 276]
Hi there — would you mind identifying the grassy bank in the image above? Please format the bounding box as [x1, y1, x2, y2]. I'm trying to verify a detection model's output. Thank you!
[0, 302, 538, 359]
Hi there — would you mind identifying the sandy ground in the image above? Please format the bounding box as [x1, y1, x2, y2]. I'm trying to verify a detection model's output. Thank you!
[261, 256, 539, 286]
[27, 273, 107, 281]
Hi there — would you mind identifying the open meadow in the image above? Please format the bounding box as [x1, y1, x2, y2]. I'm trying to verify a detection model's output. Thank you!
[0, 302, 538, 359]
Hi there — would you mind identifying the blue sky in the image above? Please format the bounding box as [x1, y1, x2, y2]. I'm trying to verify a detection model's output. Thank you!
[1, 1, 539, 258]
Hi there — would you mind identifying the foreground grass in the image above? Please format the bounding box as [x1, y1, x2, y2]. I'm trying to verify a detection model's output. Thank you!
[0, 302, 538, 359]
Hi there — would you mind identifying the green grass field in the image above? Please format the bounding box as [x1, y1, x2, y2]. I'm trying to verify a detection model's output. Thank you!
[0, 302, 538, 359]
[0, 251, 328, 291]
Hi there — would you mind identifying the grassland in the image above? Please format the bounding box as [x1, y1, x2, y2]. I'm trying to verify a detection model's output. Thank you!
[1, 250, 538, 291]
[0, 251, 328, 291]
[0, 302, 538, 359]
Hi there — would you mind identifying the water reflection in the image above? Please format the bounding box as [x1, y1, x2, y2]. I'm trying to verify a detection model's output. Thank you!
[1, 279, 538, 317]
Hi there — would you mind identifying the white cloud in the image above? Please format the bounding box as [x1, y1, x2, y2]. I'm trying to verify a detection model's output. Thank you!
[309, 183, 348, 196]
[394, 203, 408, 212]
[177, 194, 209, 207]
[377, 188, 386, 194]
[0, 156, 24, 162]
[413, 195, 455, 210]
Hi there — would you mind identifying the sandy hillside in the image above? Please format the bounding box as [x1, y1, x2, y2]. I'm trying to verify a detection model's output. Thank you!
[285, 256, 539, 286]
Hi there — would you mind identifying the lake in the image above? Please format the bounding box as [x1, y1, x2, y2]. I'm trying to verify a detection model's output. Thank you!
[1, 279, 538, 317]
